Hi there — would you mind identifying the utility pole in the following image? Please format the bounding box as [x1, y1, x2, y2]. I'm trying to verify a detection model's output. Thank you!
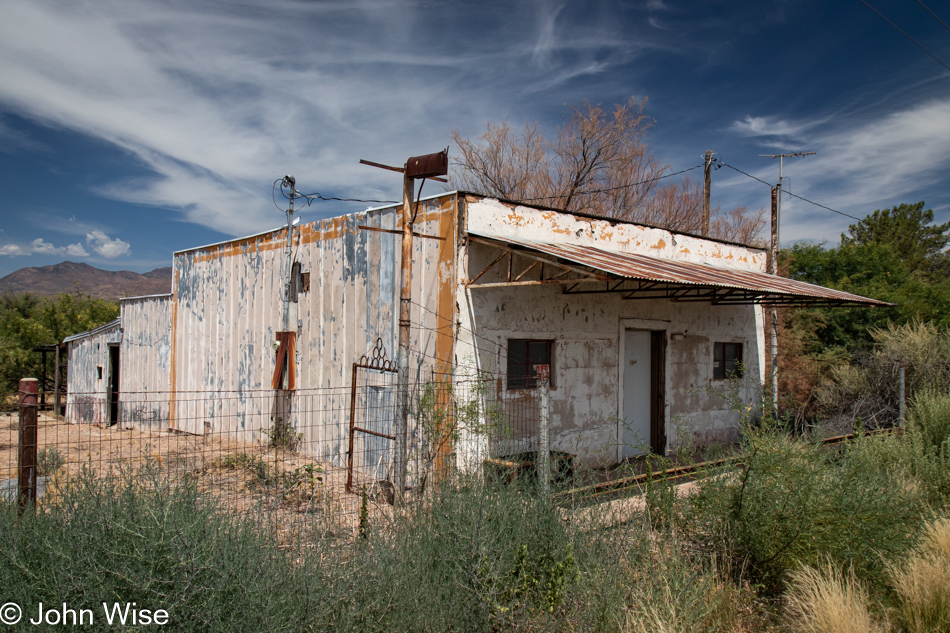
[762, 151, 816, 419]
[702, 150, 713, 237]
[360, 150, 448, 503]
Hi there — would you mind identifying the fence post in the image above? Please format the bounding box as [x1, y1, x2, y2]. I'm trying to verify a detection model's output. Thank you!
[18, 378, 39, 516]
[898, 360, 906, 426]
[535, 364, 550, 494]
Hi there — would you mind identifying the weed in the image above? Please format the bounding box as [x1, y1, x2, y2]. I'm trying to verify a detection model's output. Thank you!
[889, 517, 950, 633]
[37, 447, 65, 476]
[785, 561, 884, 633]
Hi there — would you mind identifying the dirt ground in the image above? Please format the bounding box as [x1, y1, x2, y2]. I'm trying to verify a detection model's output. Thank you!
[1, 411, 399, 539]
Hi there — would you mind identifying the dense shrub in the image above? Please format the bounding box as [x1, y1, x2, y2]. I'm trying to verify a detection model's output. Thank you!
[689, 427, 925, 591]
[0, 465, 318, 632]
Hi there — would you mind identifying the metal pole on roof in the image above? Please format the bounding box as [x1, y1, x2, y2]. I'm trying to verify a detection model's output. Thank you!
[281, 176, 296, 334]
[393, 168, 414, 504]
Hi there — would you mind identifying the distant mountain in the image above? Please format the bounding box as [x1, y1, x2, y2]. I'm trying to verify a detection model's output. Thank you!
[0, 261, 172, 301]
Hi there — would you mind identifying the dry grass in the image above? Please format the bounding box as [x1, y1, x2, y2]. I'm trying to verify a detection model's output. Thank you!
[890, 517, 950, 633]
[784, 562, 883, 633]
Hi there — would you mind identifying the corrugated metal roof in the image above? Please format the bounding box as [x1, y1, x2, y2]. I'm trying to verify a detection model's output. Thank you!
[470, 234, 890, 307]
[63, 318, 121, 344]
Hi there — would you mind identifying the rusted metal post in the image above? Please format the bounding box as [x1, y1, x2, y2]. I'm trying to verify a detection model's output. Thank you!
[347, 362, 359, 493]
[18, 378, 39, 516]
[702, 150, 712, 237]
[898, 360, 906, 426]
[393, 169, 414, 503]
[769, 185, 779, 420]
[536, 364, 550, 494]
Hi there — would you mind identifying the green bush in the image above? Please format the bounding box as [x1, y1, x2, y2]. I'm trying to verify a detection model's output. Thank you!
[690, 427, 925, 592]
[0, 465, 319, 632]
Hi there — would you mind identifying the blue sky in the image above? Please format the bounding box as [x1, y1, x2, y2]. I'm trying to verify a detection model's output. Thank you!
[1, 0, 949, 278]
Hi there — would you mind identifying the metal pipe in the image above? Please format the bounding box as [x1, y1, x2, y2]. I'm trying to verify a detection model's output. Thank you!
[393, 170, 414, 503]
[537, 364, 551, 494]
[281, 175, 296, 333]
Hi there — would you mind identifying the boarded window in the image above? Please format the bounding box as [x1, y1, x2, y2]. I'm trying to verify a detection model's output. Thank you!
[713, 342, 743, 379]
[271, 331, 297, 390]
[506, 339, 553, 389]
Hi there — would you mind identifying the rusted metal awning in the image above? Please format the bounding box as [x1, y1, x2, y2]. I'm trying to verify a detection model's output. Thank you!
[467, 235, 890, 307]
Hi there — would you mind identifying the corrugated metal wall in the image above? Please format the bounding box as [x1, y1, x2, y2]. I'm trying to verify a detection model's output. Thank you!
[119, 295, 172, 429]
[65, 321, 122, 425]
[168, 194, 457, 465]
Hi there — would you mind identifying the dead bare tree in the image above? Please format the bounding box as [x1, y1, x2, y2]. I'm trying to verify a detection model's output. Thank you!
[450, 97, 766, 245]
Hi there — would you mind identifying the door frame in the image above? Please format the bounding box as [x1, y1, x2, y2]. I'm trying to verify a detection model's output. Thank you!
[108, 343, 120, 427]
[617, 318, 670, 462]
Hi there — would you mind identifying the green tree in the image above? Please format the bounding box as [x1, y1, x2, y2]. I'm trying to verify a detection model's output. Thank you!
[840, 201, 950, 279]
[0, 292, 118, 401]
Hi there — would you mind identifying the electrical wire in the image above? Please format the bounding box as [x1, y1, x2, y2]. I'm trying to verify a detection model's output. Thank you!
[859, 0, 950, 72]
[917, 0, 950, 33]
[299, 192, 400, 205]
[520, 164, 704, 202]
[719, 162, 862, 222]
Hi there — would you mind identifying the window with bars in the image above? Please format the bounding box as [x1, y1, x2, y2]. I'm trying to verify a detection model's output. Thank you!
[506, 339, 554, 390]
[713, 342, 743, 379]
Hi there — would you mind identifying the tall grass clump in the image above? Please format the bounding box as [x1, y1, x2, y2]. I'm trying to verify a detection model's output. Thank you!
[0, 464, 320, 632]
[889, 517, 950, 633]
[689, 425, 924, 591]
[784, 561, 883, 633]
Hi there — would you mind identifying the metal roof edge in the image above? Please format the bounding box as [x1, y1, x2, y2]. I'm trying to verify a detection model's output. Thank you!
[458, 191, 767, 253]
[120, 293, 173, 302]
[62, 318, 121, 344]
[174, 191, 460, 256]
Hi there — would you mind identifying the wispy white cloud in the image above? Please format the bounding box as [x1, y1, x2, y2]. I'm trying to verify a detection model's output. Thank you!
[85, 230, 130, 258]
[0, 0, 657, 238]
[730, 115, 825, 139]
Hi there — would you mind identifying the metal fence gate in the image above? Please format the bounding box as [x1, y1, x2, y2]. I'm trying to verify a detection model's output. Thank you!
[346, 339, 398, 493]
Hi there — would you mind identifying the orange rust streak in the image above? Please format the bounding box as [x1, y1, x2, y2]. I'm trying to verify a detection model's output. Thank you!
[433, 197, 457, 477]
[650, 239, 667, 249]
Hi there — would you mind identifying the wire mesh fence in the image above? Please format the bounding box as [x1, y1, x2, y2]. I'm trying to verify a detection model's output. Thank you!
[2, 368, 552, 541]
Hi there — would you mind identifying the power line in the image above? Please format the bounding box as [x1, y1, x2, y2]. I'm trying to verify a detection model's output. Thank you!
[299, 192, 399, 205]
[858, 0, 950, 73]
[916, 0, 950, 34]
[719, 162, 862, 222]
[521, 164, 704, 202]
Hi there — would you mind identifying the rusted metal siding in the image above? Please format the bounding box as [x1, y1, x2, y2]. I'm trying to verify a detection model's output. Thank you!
[168, 194, 457, 466]
[119, 294, 172, 428]
[64, 320, 121, 425]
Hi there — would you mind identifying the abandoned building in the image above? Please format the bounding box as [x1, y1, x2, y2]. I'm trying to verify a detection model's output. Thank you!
[64, 191, 886, 476]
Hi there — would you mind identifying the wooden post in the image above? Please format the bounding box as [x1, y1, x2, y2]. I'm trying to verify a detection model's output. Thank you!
[769, 186, 779, 420]
[898, 360, 906, 426]
[702, 150, 712, 237]
[18, 378, 39, 516]
[53, 344, 62, 419]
